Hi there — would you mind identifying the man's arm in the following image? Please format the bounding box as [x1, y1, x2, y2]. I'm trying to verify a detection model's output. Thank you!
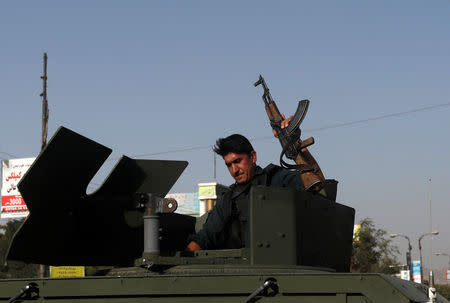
[186, 193, 229, 251]
[270, 167, 304, 191]
[271, 165, 328, 198]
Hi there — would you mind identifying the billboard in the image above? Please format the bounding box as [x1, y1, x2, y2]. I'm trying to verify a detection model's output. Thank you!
[165, 192, 199, 215]
[198, 182, 218, 199]
[412, 260, 421, 283]
[1, 158, 35, 219]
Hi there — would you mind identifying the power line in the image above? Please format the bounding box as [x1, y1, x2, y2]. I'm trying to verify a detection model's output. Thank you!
[2, 101, 450, 161]
[131, 144, 213, 158]
[129, 101, 450, 157]
[306, 102, 450, 132]
[0, 152, 18, 158]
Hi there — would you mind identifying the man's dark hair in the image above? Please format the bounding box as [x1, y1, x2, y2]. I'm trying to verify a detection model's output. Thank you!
[213, 134, 254, 157]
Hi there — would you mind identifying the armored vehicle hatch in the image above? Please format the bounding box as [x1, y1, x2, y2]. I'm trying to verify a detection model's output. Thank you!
[8, 126, 189, 266]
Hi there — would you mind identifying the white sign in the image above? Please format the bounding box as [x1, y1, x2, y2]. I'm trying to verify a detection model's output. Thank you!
[198, 182, 218, 199]
[400, 270, 410, 281]
[165, 192, 199, 215]
[1, 158, 35, 218]
[446, 269, 450, 281]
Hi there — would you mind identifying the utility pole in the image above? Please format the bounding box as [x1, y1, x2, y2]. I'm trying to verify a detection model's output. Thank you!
[39, 52, 49, 278]
[428, 178, 433, 272]
[40, 52, 49, 150]
[213, 149, 216, 181]
[390, 233, 413, 281]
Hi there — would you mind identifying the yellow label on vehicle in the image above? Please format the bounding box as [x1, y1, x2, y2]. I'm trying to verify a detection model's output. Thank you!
[50, 266, 85, 278]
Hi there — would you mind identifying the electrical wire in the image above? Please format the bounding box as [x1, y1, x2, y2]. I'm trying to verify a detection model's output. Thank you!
[2, 102, 449, 192]
[131, 144, 213, 158]
[306, 102, 450, 133]
[129, 101, 450, 158]
[1, 101, 450, 161]
[0, 152, 17, 158]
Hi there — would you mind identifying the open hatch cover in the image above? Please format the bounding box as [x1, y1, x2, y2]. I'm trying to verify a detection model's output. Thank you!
[7, 126, 188, 266]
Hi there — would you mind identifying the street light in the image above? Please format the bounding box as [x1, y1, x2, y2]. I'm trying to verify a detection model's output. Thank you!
[390, 233, 412, 280]
[435, 252, 450, 267]
[418, 231, 439, 283]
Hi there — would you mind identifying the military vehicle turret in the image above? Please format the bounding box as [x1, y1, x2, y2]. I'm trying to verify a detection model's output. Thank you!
[1, 127, 447, 302]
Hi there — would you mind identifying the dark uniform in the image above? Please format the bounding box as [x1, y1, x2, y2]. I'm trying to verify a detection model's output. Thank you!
[188, 164, 304, 250]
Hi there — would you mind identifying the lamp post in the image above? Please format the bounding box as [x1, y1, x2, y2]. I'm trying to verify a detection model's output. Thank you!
[435, 252, 450, 267]
[390, 233, 412, 281]
[418, 231, 439, 283]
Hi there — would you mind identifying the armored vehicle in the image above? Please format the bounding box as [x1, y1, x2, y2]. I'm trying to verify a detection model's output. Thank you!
[1, 127, 447, 302]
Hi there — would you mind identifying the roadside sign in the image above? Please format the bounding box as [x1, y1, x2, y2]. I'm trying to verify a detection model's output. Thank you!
[165, 192, 199, 215]
[446, 269, 450, 281]
[1, 158, 35, 218]
[198, 182, 218, 199]
[412, 260, 421, 283]
[400, 270, 410, 281]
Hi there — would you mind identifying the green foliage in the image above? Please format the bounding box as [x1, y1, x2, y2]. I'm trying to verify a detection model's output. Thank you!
[436, 284, 450, 300]
[0, 219, 39, 279]
[351, 218, 400, 274]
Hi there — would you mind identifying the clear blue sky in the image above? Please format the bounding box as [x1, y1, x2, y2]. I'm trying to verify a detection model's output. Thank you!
[1, 1, 449, 269]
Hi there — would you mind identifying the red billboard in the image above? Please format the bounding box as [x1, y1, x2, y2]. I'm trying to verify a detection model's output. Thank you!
[1, 158, 35, 218]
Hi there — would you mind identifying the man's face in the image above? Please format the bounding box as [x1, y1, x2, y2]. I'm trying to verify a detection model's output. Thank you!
[223, 151, 257, 184]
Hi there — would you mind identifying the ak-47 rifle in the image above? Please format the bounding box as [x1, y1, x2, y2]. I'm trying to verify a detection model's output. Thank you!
[254, 75, 325, 192]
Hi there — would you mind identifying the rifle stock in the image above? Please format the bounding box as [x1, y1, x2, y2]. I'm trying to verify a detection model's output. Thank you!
[295, 147, 325, 192]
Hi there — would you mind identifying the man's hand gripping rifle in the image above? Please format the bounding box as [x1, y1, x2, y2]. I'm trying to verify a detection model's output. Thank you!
[254, 75, 325, 192]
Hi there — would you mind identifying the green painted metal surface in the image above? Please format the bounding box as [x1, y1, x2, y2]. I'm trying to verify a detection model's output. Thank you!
[0, 270, 444, 302]
[2, 126, 448, 303]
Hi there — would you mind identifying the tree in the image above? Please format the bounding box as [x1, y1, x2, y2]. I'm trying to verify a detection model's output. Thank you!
[435, 285, 450, 300]
[351, 218, 400, 274]
[0, 219, 39, 279]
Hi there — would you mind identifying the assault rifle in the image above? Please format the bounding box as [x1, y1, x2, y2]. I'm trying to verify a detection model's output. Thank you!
[254, 75, 325, 192]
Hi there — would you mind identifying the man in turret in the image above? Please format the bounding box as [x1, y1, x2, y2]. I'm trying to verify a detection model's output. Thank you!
[186, 132, 305, 251]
